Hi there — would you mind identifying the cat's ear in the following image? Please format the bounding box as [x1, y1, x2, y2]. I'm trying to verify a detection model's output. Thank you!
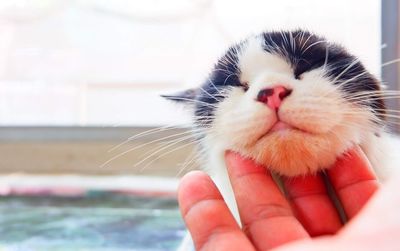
[161, 88, 198, 104]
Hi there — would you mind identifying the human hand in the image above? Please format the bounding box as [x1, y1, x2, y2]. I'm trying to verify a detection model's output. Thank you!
[177, 147, 394, 250]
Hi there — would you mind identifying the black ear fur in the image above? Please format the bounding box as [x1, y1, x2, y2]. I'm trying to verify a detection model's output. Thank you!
[161, 88, 198, 104]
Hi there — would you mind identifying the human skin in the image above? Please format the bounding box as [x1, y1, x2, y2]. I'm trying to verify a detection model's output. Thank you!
[178, 147, 400, 250]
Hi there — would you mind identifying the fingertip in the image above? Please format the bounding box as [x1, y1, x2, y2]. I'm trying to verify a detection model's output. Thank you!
[328, 147, 376, 190]
[225, 150, 266, 177]
[328, 146, 379, 218]
[178, 170, 222, 217]
[283, 174, 325, 199]
[224, 150, 241, 170]
[178, 170, 209, 194]
[178, 171, 248, 250]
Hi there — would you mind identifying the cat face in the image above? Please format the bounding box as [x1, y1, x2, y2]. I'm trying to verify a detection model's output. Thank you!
[165, 30, 385, 176]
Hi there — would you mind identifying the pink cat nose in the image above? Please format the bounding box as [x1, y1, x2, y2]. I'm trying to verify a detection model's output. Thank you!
[256, 86, 292, 110]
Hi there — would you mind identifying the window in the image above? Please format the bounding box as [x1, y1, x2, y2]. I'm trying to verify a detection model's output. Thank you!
[0, 0, 383, 126]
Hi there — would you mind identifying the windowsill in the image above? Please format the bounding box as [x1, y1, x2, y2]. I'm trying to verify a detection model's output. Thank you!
[0, 126, 197, 177]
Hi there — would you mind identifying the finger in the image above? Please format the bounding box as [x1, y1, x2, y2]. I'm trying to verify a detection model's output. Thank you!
[225, 151, 309, 250]
[328, 146, 379, 219]
[283, 174, 342, 236]
[341, 172, 400, 237]
[178, 171, 255, 251]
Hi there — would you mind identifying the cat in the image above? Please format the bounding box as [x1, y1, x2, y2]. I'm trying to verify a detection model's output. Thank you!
[163, 29, 400, 222]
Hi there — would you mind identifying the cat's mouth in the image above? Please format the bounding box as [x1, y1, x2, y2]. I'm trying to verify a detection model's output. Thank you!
[269, 120, 309, 134]
[256, 120, 311, 142]
[269, 121, 294, 132]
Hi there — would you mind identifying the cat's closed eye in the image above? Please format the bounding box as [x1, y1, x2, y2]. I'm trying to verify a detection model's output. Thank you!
[294, 73, 303, 80]
[241, 82, 249, 91]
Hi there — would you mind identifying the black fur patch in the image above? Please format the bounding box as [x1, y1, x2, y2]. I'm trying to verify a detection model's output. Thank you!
[194, 44, 243, 126]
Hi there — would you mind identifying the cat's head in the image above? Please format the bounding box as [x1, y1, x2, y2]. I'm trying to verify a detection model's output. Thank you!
[164, 30, 385, 176]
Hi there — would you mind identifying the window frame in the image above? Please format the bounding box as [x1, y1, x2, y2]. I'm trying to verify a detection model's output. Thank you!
[381, 0, 400, 133]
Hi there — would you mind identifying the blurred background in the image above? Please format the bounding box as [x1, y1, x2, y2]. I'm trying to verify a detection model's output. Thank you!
[0, 0, 398, 250]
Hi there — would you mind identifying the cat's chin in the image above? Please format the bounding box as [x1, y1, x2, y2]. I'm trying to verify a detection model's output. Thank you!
[238, 130, 353, 177]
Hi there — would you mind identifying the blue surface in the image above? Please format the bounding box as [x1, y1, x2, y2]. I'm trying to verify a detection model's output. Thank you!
[0, 192, 186, 251]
